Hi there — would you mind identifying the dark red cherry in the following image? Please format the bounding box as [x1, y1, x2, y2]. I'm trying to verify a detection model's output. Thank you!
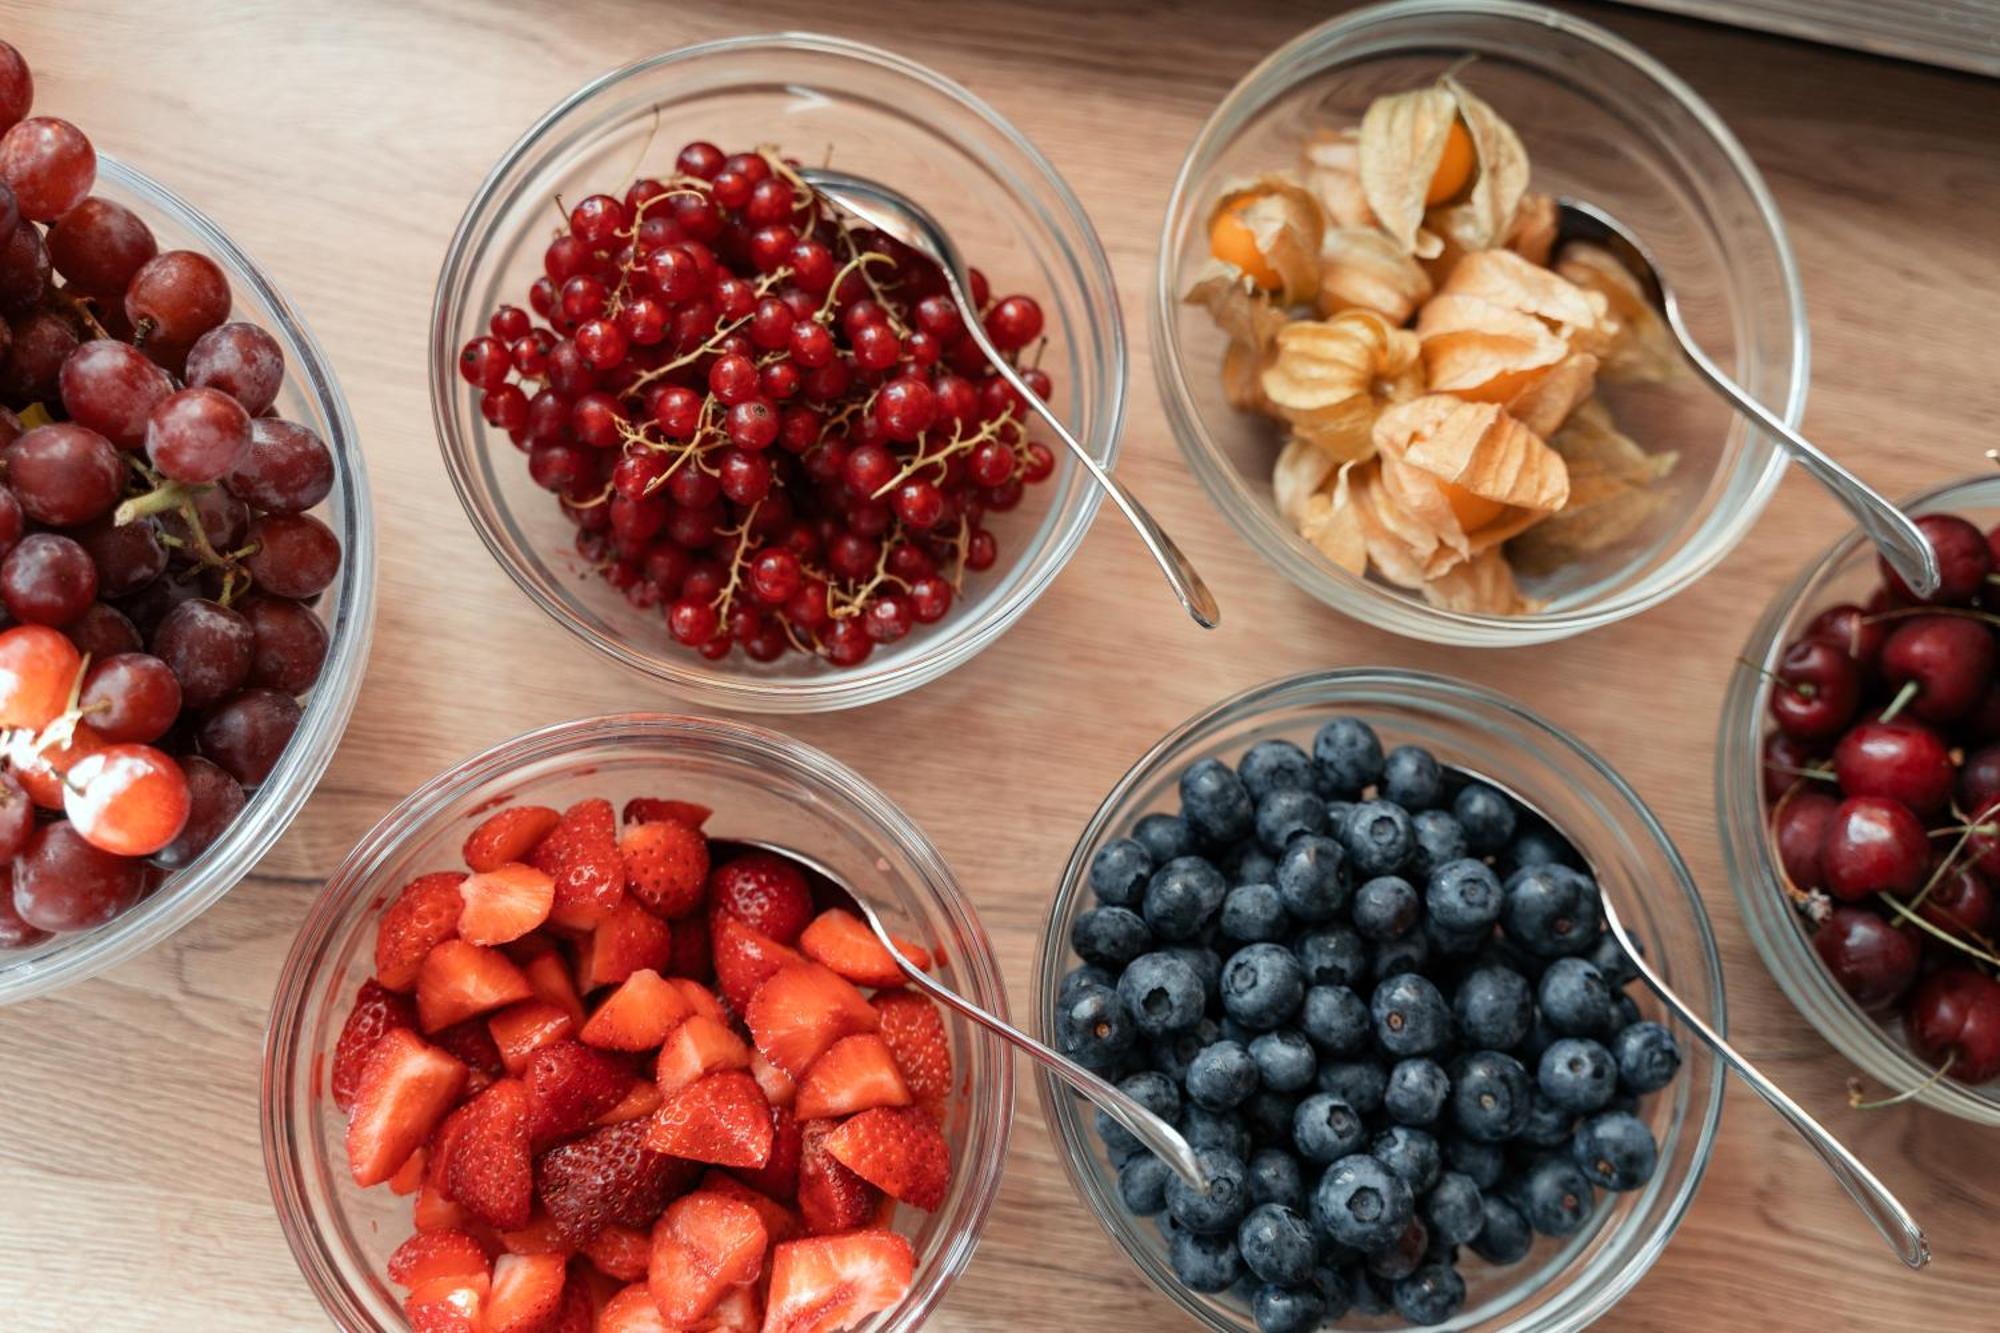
[1767, 638, 1861, 741]
[1761, 732, 1829, 804]
[1833, 721, 1953, 818]
[1905, 968, 2000, 1082]
[1821, 796, 1928, 901]
[1918, 865, 1994, 942]
[1773, 791, 1839, 892]
[1814, 907, 1920, 1010]
[1882, 513, 1990, 605]
[1963, 683, 2000, 743]
[1961, 744, 2000, 815]
[1801, 602, 1887, 672]
[1878, 614, 1995, 724]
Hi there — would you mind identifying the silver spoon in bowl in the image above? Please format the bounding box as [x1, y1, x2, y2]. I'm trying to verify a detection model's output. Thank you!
[709, 837, 1207, 1189]
[799, 165, 1222, 631]
[1554, 198, 1939, 600]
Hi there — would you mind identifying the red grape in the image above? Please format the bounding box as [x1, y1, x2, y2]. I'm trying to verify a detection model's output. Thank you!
[150, 755, 243, 870]
[47, 197, 157, 297]
[11, 820, 148, 932]
[197, 687, 300, 785]
[184, 321, 284, 414]
[124, 249, 231, 372]
[0, 115, 94, 220]
[0, 306, 79, 402]
[79, 652, 182, 743]
[73, 515, 167, 599]
[0, 531, 97, 625]
[241, 595, 328, 694]
[0, 218, 46, 314]
[145, 386, 252, 483]
[65, 602, 141, 658]
[225, 420, 333, 515]
[63, 743, 190, 857]
[149, 598, 252, 709]
[2, 423, 121, 525]
[0, 41, 32, 134]
[243, 512, 340, 599]
[59, 338, 174, 448]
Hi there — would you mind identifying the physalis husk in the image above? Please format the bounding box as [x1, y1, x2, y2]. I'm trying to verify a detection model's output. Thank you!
[1318, 228, 1434, 325]
[1417, 249, 1606, 404]
[1556, 242, 1681, 384]
[1506, 398, 1678, 576]
[1372, 393, 1569, 577]
[1205, 173, 1325, 306]
[1260, 309, 1424, 464]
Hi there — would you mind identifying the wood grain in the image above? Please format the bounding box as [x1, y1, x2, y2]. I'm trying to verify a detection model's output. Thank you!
[1, 1, 1996, 1329]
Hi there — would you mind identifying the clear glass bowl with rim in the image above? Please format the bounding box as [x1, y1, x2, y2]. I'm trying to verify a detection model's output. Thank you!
[1037, 669, 1726, 1330]
[263, 712, 1013, 1330]
[1154, 0, 1807, 646]
[1718, 474, 2000, 1124]
[0, 154, 375, 1004]
[431, 33, 1124, 713]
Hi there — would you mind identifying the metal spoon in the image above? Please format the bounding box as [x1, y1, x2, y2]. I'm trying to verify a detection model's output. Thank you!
[1554, 198, 1939, 600]
[1455, 765, 1931, 1270]
[799, 165, 1222, 631]
[710, 838, 1207, 1189]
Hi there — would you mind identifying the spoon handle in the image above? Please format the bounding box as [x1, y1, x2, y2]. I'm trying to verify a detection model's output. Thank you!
[1663, 303, 1939, 599]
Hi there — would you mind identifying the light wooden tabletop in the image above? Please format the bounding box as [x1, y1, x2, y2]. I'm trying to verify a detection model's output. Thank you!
[1, 1, 1995, 1329]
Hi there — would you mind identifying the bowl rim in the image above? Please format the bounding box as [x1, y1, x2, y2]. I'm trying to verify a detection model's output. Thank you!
[0, 151, 376, 1005]
[429, 30, 1125, 713]
[1150, 0, 1809, 645]
[1035, 667, 1728, 1329]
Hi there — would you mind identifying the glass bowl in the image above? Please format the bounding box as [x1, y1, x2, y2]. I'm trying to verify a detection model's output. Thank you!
[263, 713, 1013, 1330]
[0, 154, 375, 1004]
[1718, 475, 2000, 1124]
[1037, 669, 1726, 1330]
[1154, 0, 1807, 646]
[431, 33, 1124, 713]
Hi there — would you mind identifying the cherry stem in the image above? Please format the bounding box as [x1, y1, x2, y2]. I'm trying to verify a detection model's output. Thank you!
[1865, 604, 2000, 631]
[1735, 655, 1809, 698]
[1878, 678, 1921, 724]
[1848, 1051, 1955, 1110]
[1876, 891, 2000, 968]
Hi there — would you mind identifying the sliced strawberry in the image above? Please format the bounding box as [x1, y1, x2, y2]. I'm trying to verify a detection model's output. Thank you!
[598, 1282, 674, 1333]
[749, 1050, 796, 1109]
[525, 1039, 636, 1146]
[795, 1118, 880, 1235]
[406, 1273, 488, 1332]
[446, 1078, 535, 1230]
[377, 871, 468, 992]
[793, 1035, 911, 1122]
[346, 1029, 466, 1187]
[697, 1284, 761, 1332]
[458, 862, 557, 947]
[332, 979, 416, 1113]
[698, 1169, 801, 1244]
[672, 978, 729, 1027]
[665, 911, 714, 985]
[414, 1179, 471, 1233]
[498, 1211, 574, 1257]
[646, 1191, 768, 1324]
[595, 1079, 663, 1128]
[707, 851, 814, 944]
[464, 805, 561, 874]
[484, 1251, 567, 1333]
[623, 796, 713, 829]
[489, 1000, 577, 1076]
[621, 817, 708, 918]
[533, 798, 624, 929]
[762, 1231, 914, 1333]
[521, 949, 587, 1032]
[418, 940, 534, 1033]
[824, 1106, 950, 1212]
[432, 1018, 507, 1101]
[535, 1117, 701, 1245]
[580, 1222, 652, 1283]
[579, 902, 675, 993]
[797, 909, 930, 988]
[578, 968, 692, 1052]
[729, 1103, 802, 1202]
[871, 991, 952, 1121]
[644, 1070, 774, 1169]
[389, 1146, 429, 1196]
[388, 1229, 491, 1289]
[546, 1274, 592, 1333]
[710, 915, 803, 1014]
[655, 1014, 752, 1094]
[745, 963, 878, 1078]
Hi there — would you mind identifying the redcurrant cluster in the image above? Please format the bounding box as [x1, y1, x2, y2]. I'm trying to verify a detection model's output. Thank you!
[460, 140, 1055, 667]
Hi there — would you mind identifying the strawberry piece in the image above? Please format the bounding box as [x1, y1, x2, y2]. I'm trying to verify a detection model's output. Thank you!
[388, 1229, 491, 1289]
[346, 1029, 466, 1187]
[797, 909, 930, 988]
[458, 862, 556, 946]
[377, 871, 467, 992]
[745, 963, 879, 1078]
[824, 1106, 951, 1211]
[546, 1275, 592, 1333]
[793, 1034, 912, 1121]
[595, 1079, 663, 1128]
[406, 1273, 488, 1332]
[621, 817, 709, 918]
[525, 1039, 636, 1146]
[499, 1212, 574, 1256]
[708, 851, 814, 944]
[533, 798, 624, 929]
[646, 1191, 768, 1324]
[655, 1014, 752, 1094]
[598, 1282, 674, 1333]
[762, 1231, 915, 1333]
[332, 980, 416, 1113]
[414, 1179, 470, 1233]
[389, 1146, 429, 1196]
[432, 1019, 507, 1102]
[579, 968, 693, 1052]
[730, 1103, 802, 1202]
[464, 805, 561, 874]
[644, 1071, 774, 1169]
[672, 978, 729, 1027]
[711, 915, 803, 1014]
[871, 991, 952, 1121]
[418, 940, 534, 1033]
[750, 1050, 796, 1109]
[446, 1078, 535, 1230]
[579, 902, 675, 993]
[699, 1285, 761, 1332]
[581, 1222, 652, 1282]
[523, 948, 587, 1029]
[489, 1000, 577, 1076]
[535, 1117, 700, 1245]
[484, 1251, 567, 1333]
[623, 797, 713, 829]
[698, 1169, 802, 1244]
[795, 1118, 880, 1235]
[665, 912, 714, 985]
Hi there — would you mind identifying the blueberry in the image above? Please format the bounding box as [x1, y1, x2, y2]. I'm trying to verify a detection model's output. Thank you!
[1249, 1029, 1317, 1093]
[1426, 858, 1503, 933]
[1114, 952, 1204, 1039]
[1370, 1125, 1441, 1193]
[1164, 945, 1223, 1007]
[1222, 943, 1307, 1030]
[1449, 1050, 1531, 1141]
[1363, 1216, 1428, 1280]
[1610, 992, 1642, 1032]
[1518, 1154, 1595, 1236]
[1340, 800, 1413, 877]
[1425, 917, 1489, 958]
[1247, 1147, 1305, 1209]
[1342, 1265, 1392, 1316]
[1310, 1263, 1354, 1319]
[1214, 884, 1282, 947]
[1538, 1037, 1617, 1113]
[1144, 856, 1228, 942]
[1350, 875, 1418, 942]
[1180, 758, 1255, 845]
[1470, 1196, 1533, 1263]
[1134, 811, 1197, 863]
[1517, 1090, 1576, 1149]
[1384, 1057, 1450, 1126]
[1408, 810, 1468, 880]
[1572, 1110, 1657, 1191]
[1323, 801, 1356, 840]
[1312, 717, 1385, 798]
[1312, 1152, 1414, 1252]
[1381, 745, 1443, 810]
[1276, 834, 1349, 924]
[1498, 823, 1575, 876]
[1612, 1021, 1681, 1093]
[1392, 1262, 1466, 1326]
[1371, 973, 1451, 1057]
[1238, 1202, 1317, 1285]
[1071, 906, 1151, 969]
[1538, 957, 1612, 1035]
[1057, 983, 1135, 1070]
[1443, 1135, 1505, 1190]
[1180, 1104, 1253, 1160]
[1257, 787, 1329, 853]
[1240, 738, 1316, 801]
[1452, 782, 1518, 855]
[1301, 985, 1371, 1055]
[1291, 1093, 1367, 1163]
[1251, 1282, 1326, 1333]
[1517, 1010, 1559, 1068]
[1150, 1017, 1221, 1083]
[1188, 1040, 1261, 1110]
[1245, 1089, 1300, 1144]
[1089, 837, 1155, 908]
[1316, 1060, 1387, 1115]
[1057, 963, 1114, 1009]
[1168, 1147, 1250, 1234]
[1424, 1170, 1484, 1246]
[1452, 965, 1533, 1051]
[1587, 930, 1642, 988]
[1118, 1152, 1172, 1214]
[1224, 842, 1279, 887]
[1096, 1071, 1182, 1158]
[1220, 1016, 1255, 1046]
[1371, 930, 1430, 981]
[1502, 863, 1602, 957]
[1169, 1227, 1243, 1293]
[1296, 926, 1369, 988]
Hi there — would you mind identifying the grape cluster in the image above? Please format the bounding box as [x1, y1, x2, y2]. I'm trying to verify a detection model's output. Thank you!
[462, 140, 1055, 667]
[0, 41, 344, 949]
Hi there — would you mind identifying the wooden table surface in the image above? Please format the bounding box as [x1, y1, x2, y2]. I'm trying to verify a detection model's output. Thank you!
[1, 1, 1995, 1329]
